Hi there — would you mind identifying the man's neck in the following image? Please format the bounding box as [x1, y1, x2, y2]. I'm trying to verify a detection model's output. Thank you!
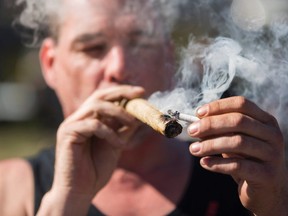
[92, 132, 193, 214]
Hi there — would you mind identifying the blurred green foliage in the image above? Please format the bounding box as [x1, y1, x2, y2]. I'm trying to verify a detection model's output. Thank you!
[0, 123, 55, 160]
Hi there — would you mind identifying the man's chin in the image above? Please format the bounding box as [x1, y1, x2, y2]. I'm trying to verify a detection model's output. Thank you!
[122, 125, 156, 150]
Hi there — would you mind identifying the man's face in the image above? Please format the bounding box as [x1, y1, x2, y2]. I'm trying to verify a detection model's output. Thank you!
[43, 0, 174, 116]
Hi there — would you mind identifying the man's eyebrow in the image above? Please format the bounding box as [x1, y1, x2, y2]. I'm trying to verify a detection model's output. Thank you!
[128, 29, 154, 38]
[73, 32, 105, 44]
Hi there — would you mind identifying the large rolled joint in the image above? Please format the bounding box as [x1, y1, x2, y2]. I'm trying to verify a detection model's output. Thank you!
[122, 98, 183, 138]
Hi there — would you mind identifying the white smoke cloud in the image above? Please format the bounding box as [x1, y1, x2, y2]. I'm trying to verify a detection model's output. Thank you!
[149, 0, 288, 146]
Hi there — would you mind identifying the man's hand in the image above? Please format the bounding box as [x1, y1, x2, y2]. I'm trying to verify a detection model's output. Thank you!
[37, 85, 144, 215]
[188, 96, 288, 216]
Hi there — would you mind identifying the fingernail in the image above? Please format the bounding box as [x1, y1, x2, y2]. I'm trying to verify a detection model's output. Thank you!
[200, 157, 211, 166]
[188, 122, 200, 135]
[190, 142, 201, 153]
[197, 105, 208, 117]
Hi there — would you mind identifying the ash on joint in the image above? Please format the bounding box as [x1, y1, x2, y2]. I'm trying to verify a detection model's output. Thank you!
[160, 114, 174, 123]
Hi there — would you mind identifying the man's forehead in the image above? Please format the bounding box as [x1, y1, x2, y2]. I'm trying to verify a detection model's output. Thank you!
[60, 0, 161, 31]
[62, 0, 151, 11]
[56, 0, 167, 44]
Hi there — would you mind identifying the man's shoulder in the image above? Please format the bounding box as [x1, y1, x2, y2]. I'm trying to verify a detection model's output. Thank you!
[0, 157, 31, 173]
[0, 158, 34, 216]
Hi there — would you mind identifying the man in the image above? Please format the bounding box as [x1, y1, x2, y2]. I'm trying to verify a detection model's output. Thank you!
[0, 0, 287, 215]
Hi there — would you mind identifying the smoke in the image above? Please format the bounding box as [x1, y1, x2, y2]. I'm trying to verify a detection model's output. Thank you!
[149, 0, 288, 145]
[14, 0, 61, 46]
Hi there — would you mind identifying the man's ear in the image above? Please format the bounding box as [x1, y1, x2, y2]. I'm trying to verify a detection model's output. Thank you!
[39, 38, 57, 90]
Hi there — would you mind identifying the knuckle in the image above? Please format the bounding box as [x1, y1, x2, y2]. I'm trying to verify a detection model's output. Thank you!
[230, 160, 258, 177]
[201, 117, 213, 132]
[91, 109, 99, 119]
[56, 123, 74, 144]
[274, 133, 284, 147]
[202, 139, 214, 153]
[89, 119, 101, 129]
[230, 113, 246, 128]
[234, 96, 248, 108]
[267, 127, 284, 148]
[57, 122, 69, 137]
[211, 100, 221, 113]
[267, 113, 277, 124]
[263, 112, 279, 126]
[230, 161, 242, 174]
[273, 127, 284, 142]
[231, 135, 245, 149]
[207, 99, 225, 115]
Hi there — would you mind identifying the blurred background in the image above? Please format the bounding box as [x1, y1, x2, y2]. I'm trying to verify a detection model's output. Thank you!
[0, 1, 62, 159]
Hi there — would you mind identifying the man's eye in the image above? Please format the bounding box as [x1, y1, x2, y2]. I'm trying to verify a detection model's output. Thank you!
[83, 44, 107, 57]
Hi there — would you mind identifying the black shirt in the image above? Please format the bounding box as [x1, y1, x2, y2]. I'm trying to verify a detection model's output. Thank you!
[28, 147, 251, 216]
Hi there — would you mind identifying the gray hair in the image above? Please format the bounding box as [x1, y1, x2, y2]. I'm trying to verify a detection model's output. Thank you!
[15, 0, 61, 46]
[15, 0, 188, 47]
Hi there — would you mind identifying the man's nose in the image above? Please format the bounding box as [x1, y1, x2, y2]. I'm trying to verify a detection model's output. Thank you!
[104, 45, 130, 83]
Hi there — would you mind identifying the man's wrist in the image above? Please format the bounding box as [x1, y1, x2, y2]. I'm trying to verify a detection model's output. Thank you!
[36, 188, 93, 216]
